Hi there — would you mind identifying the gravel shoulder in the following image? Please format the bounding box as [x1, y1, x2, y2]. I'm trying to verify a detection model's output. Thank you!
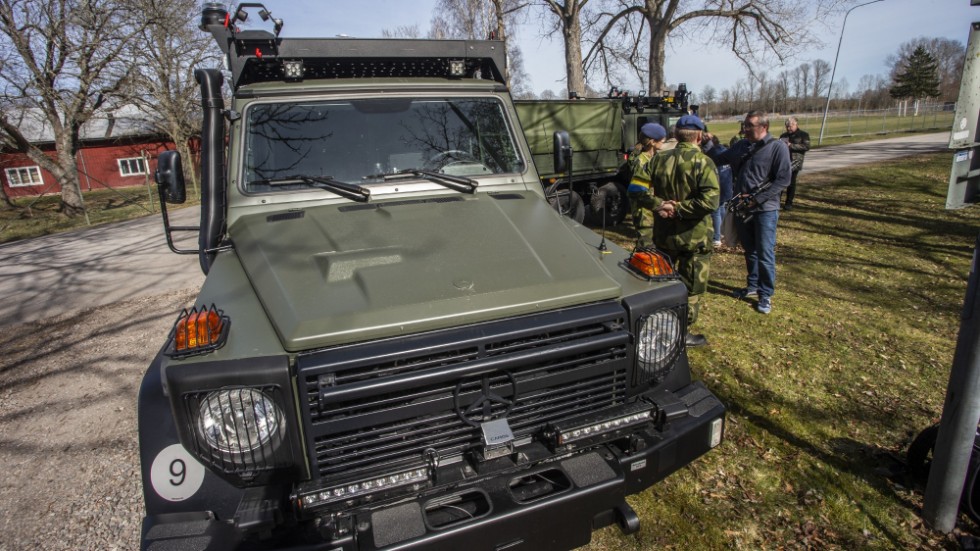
[0, 290, 197, 551]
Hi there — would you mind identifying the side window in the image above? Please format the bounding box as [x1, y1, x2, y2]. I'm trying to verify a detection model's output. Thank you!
[118, 157, 147, 177]
[4, 166, 43, 187]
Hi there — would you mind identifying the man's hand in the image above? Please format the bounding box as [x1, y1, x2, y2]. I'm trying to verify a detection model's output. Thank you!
[656, 200, 678, 218]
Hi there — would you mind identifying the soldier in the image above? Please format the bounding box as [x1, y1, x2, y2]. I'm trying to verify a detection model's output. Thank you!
[646, 115, 720, 347]
[626, 123, 667, 247]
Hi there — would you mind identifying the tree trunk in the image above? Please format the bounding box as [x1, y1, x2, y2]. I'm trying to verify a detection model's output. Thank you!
[490, 0, 511, 85]
[644, 3, 668, 94]
[563, 13, 586, 97]
[55, 139, 86, 218]
[176, 139, 199, 199]
[0, 183, 17, 209]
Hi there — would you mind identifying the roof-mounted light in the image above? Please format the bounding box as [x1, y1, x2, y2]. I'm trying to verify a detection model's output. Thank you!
[282, 60, 303, 80]
[448, 59, 466, 77]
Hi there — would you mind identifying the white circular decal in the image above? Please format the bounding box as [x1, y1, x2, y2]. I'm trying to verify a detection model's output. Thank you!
[961, 117, 968, 131]
[150, 444, 206, 502]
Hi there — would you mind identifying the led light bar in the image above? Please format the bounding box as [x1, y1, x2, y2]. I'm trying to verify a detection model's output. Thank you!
[555, 404, 655, 446]
[298, 466, 430, 511]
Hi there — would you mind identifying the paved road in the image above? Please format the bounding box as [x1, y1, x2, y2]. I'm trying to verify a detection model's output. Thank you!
[0, 206, 203, 326]
[0, 131, 955, 328]
[805, 131, 950, 173]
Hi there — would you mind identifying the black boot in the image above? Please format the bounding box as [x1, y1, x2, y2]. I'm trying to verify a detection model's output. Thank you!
[685, 333, 708, 347]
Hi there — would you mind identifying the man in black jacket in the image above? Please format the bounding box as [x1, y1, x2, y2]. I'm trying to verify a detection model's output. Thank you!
[779, 116, 810, 211]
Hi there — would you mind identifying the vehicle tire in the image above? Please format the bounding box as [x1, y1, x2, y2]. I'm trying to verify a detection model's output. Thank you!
[907, 423, 980, 524]
[548, 190, 586, 224]
[907, 424, 939, 481]
[586, 181, 629, 226]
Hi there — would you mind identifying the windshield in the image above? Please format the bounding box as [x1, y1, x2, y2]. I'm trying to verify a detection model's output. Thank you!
[243, 96, 524, 192]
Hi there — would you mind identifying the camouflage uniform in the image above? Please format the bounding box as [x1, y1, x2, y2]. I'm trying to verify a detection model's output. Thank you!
[646, 142, 720, 325]
[626, 149, 655, 246]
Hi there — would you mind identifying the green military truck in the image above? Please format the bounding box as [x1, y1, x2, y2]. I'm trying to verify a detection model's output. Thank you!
[515, 89, 692, 226]
[139, 4, 724, 550]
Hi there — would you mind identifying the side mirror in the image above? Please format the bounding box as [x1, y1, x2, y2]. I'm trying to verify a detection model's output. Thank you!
[553, 130, 571, 174]
[155, 150, 186, 204]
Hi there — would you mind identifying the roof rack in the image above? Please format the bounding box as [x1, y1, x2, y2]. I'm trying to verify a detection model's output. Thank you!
[604, 85, 691, 114]
[200, 3, 507, 90]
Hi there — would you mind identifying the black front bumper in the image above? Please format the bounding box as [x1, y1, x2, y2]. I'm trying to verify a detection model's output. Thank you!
[142, 383, 724, 551]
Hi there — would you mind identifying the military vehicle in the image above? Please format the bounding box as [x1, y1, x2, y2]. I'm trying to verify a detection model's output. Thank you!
[515, 88, 693, 226]
[139, 4, 724, 550]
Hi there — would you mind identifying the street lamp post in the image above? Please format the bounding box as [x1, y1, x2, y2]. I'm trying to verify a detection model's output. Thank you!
[818, 0, 885, 145]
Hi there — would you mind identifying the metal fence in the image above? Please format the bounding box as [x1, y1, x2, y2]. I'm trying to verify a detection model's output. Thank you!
[791, 103, 955, 140]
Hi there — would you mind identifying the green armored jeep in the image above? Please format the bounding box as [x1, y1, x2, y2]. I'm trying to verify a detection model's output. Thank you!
[139, 4, 724, 550]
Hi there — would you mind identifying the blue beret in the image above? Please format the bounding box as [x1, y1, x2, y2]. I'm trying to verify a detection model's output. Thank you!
[640, 123, 666, 141]
[676, 114, 705, 131]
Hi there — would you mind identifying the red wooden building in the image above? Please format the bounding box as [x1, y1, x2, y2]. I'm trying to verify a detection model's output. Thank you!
[0, 106, 193, 198]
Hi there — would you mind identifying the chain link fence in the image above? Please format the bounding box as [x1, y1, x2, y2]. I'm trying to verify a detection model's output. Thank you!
[792, 103, 955, 140]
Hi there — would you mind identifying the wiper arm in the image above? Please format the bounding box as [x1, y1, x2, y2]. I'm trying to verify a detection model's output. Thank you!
[392, 168, 478, 194]
[255, 175, 371, 203]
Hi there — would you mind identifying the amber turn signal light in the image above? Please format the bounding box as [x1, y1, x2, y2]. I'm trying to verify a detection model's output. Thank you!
[167, 304, 230, 358]
[628, 251, 673, 277]
[176, 309, 223, 351]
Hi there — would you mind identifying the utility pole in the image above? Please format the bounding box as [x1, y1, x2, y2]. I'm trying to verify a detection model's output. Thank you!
[926, 4, 980, 532]
[818, 0, 884, 145]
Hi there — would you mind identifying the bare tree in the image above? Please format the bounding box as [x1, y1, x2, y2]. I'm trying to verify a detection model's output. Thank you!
[125, 0, 220, 198]
[381, 24, 423, 38]
[429, 0, 531, 92]
[0, 0, 151, 217]
[537, 0, 590, 97]
[700, 84, 716, 106]
[811, 59, 832, 103]
[585, 0, 833, 94]
[776, 70, 791, 112]
[796, 62, 811, 109]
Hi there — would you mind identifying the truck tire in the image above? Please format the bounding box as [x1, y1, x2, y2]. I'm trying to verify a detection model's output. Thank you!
[548, 190, 586, 224]
[907, 423, 980, 524]
[587, 182, 628, 226]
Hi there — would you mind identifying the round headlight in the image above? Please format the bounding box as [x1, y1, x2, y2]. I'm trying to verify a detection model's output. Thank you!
[198, 388, 283, 453]
[637, 310, 682, 372]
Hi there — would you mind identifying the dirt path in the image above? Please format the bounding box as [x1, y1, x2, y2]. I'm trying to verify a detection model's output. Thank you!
[0, 290, 196, 551]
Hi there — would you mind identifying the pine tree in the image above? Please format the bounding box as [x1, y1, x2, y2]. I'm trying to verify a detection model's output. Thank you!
[889, 46, 941, 101]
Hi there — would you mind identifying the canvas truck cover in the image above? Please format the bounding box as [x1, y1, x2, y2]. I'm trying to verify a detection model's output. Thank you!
[515, 100, 624, 180]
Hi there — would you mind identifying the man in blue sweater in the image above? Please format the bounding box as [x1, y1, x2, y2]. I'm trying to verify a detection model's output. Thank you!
[703, 111, 791, 314]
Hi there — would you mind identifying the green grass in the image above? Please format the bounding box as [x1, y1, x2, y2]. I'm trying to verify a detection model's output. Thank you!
[585, 152, 979, 549]
[0, 185, 199, 244]
[705, 112, 952, 148]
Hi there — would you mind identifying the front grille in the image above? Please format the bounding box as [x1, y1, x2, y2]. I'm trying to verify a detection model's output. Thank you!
[296, 302, 631, 481]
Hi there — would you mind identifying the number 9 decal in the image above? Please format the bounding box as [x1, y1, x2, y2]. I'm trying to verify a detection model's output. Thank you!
[150, 444, 206, 501]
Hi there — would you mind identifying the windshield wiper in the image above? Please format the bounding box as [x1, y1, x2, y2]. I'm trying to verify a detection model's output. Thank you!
[387, 169, 478, 194]
[253, 175, 371, 203]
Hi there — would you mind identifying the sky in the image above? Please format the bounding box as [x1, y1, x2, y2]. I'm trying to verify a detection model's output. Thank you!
[261, 0, 977, 99]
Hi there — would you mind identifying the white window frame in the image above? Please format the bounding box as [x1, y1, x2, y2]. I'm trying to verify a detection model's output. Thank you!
[118, 156, 147, 177]
[4, 166, 43, 187]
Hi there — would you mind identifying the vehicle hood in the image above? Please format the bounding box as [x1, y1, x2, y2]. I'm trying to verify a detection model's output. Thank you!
[228, 192, 621, 352]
